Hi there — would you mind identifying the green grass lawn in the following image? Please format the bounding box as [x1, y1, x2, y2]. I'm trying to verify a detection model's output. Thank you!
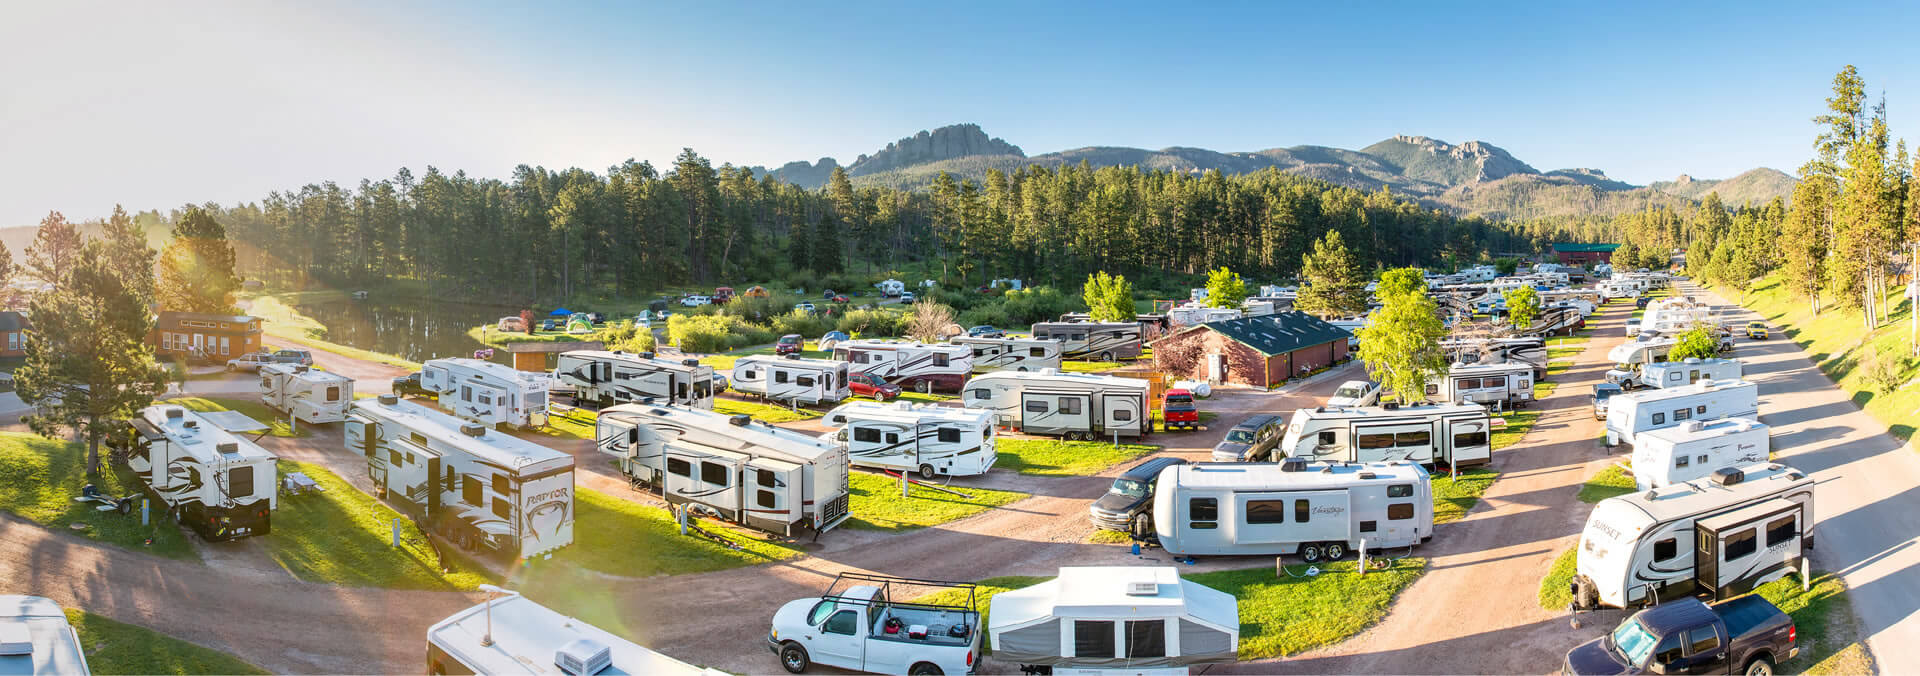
[844, 472, 1029, 531]
[1578, 464, 1637, 503]
[264, 460, 493, 590]
[0, 432, 197, 560]
[994, 438, 1158, 476]
[65, 609, 268, 675]
[525, 406, 598, 441]
[1060, 360, 1125, 373]
[712, 397, 821, 422]
[1756, 572, 1873, 675]
[1546, 346, 1584, 362]
[168, 396, 306, 438]
[1537, 547, 1576, 609]
[1490, 382, 1558, 450]
[1432, 467, 1498, 524]
[247, 293, 422, 370]
[1087, 528, 1132, 544]
[535, 488, 799, 577]
[1150, 409, 1219, 430]
[1546, 332, 1592, 348]
[1718, 275, 1920, 443]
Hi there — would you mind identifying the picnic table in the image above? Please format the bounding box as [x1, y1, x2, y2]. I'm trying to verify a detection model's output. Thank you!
[281, 471, 322, 496]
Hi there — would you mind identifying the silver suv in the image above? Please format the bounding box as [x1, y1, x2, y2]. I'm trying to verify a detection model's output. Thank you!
[1211, 414, 1284, 462]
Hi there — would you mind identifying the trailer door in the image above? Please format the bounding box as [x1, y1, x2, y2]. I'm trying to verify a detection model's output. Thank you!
[1101, 391, 1144, 436]
[1694, 499, 1802, 600]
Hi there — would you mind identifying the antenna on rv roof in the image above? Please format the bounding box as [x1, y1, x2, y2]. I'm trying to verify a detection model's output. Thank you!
[475, 584, 512, 647]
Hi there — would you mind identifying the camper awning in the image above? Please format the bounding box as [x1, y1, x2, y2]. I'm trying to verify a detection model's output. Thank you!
[197, 410, 270, 433]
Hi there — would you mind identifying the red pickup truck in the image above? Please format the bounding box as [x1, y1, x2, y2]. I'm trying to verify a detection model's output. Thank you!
[1162, 389, 1199, 431]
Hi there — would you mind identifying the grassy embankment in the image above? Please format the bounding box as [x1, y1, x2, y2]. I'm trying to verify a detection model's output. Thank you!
[0, 432, 198, 560]
[263, 459, 494, 590]
[993, 438, 1158, 476]
[244, 291, 422, 370]
[536, 489, 800, 577]
[64, 609, 268, 675]
[1577, 464, 1637, 503]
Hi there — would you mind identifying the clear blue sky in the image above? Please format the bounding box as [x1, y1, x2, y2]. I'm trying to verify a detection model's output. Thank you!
[3, 0, 1916, 226]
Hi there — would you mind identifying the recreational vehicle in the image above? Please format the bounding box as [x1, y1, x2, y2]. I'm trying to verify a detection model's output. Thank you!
[595, 403, 851, 535]
[258, 363, 353, 424]
[1604, 336, 1677, 385]
[553, 350, 716, 409]
[122, 405, 277, 541]
[1029, 321, 1143, 361]
[1439, 337, 1546, 376]
[1633, 297, 1717, 337]
[1632, 418, 1771, 490]
[832, 339, 972, 392]
[1149, 460, 1433, 560]
[0, 596, 90, 676]
[1424, 361, 1534, 408]
[1605, 379, 1759, 448]
[1635, 357, 1742, 390]
[820, 401, 997, 478]
[729, 355, 850, 405]
[949, 336, 1061, 373]
[962, 369, 1150, 440]
[347, 395, 575, 559]
[1570, 463, 1813, 609]
[418, 357, 551, 429]
[1278, 403, 1493, 468]
[427, 589, 720, 676]
[988, 567, 1240, 675]
[1166, 304, 1242, 327]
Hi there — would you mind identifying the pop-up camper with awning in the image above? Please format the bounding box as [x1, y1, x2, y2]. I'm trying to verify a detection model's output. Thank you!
[988, 566, 1238, 675]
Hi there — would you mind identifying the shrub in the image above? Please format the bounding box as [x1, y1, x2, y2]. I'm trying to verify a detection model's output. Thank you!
[667, 314, 774, 353]
[997, 286, 1083, 326]
[837, 309, 903, 337]
[1862, 346, 1908, 394]
[594, 320, 655, 353]
[957, 305, 1012, 330]
[771, 310, 832, 339]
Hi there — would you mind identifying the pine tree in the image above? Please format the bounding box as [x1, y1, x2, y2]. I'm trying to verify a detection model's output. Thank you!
[1356, 268, 1448, 405]
[1781, 169, 1834, 314]
[787, 215, 813, 274]
[24, 211, 83, 285]
[1295, 230, 1368, 318]
[99, 204, 156, 305]
[1202, 267, 1247, 309]
[812, 212, 843, 274]
[1082, 271, 1136, 322]
[155, 206, 241, 313]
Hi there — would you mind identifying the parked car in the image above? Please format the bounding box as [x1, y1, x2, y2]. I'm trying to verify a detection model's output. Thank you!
[898, 291, 915, 303]
[821, 289, 836, 300]
[830, 295, 849, 303]
[794, 301, 817, 314]
[967, 325, 1003, 338]
[271, 349, 313, 366]
[1328, 380, 1382, 408]
[1211, 414, 1284, 461]
[1088, 456, 1189, 532]
[681, 295, 712, 307]
[848, 372, 902, 400]
[540, 319, 557, 332]
[1746, 321, 1769, 340]
[392, 372, 433, 398]
[226, 352, 275, 372]
[776, 334, 804, 356]
[1591, 382, 1624, 420]
[1563, 595, 1796, 675]
[1162, 388, 1200, 431]
[1635, 296, 1654, 309]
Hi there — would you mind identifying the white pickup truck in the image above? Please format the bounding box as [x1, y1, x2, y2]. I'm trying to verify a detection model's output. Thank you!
[768, 573, 982, 675]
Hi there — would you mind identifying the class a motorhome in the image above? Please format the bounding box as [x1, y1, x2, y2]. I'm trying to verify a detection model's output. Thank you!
[728, 355, 850, 405]
[1632, 418, 1770, 491]
[594, 403, 851, 535]
[1440, 337, 1546, 377]
[1148, 460, 1433, 559]
[820, 401, 997, 478]
[553, 350, 716, 409]
[0, 595, 90, 676]
[831, 339, 972, 392]
[1029, 321, 1143, 361]
[419, 357, 552, 429]
[1605, 379, 1758, 448]
[426, 589, 721, 676]
[258, 363, 354, 424]
[988, 567, 1239, 674]
[123, 405, 277, 541]
[948, 336, 1061, 373]
[1571, 463, 1812, 610]
[1424, 361, 1534, 409]
[1604, 335, 1677, 385]
[961, 369, 1150, 440]
[1166, 304, 1243, 327]
[347, 395, 575, 559]
[1278, 403, 1493, 468]
[1636, 357, 1742, 391]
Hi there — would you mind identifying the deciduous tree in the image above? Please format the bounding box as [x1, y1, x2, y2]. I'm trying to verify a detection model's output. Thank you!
[1082, 271, 1136, 322]
[905, 299, 956, 342]
[1356, 268, 1448, 405]
[1503, 285, 1540, 330]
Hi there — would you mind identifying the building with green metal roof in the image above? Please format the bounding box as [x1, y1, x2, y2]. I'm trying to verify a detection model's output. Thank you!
[1147, 312, 1353, 388]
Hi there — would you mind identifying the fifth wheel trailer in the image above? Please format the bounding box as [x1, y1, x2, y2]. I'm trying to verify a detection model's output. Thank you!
[831, 339, 973, 392]
[948, 336, 1062, 373]
[961, 369, 1149, 440]
[553, 350, 716, 409]
[418, 357, 551, 429]
[258, 363, 353, 424]
[1029, 321, 1143, 361]
[594, 403, 851, 535]
[121, 405, 278, 541]
[820, 400, 998, 478]
[1148, 460, 1433, 561]
[1277, 403, 1493, 468]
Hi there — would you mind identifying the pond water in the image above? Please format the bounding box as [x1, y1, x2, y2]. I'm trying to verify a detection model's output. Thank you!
[294, 300, 519, 365]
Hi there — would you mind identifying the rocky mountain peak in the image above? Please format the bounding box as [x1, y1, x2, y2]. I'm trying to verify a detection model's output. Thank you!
[847, 124, 1024, 176]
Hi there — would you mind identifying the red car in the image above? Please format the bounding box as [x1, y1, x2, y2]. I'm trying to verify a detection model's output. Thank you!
[775, 334, 803, 355]
[1162, 389, 1199, 431]
[849, 372, 903, 400]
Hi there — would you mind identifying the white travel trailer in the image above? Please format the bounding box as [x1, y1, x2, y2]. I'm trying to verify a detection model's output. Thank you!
[123, 405, 277, 541]
[962, 369, 1150, 439]
[1030, 321, 1143, 361]
[832, 339, 973, 392]
[347, 395, 575, 559]
[1604, 336, 1677, 385]
[988, 567, 1239, 675]
[1633, 297, 1717, 337]
[1605, 379, 1759, 448]
[1150, 460, 1433, 560]
[1632, 418, 1771, 490]
[419, 357, 551, 429]
[553, 350, 716, 409]
[950, 336, 1062, 373]
[1570, 463, 1812, 609]
[1166, 304, 1242, 327]
[821, 401, 997, 478]
[0, 596, 89, 676]
[1278, 403, 1493, 468]
[595, 403, 851, 535]
[258, 363, 354, 424]
[1636, 357, 1742, 391]
[1459, 266, 1498, 283]
[426, 589, 720, 676]
[875, 279, 906, 297]
[1424, 361, 1534, 409]
[729, 354, 850, 405]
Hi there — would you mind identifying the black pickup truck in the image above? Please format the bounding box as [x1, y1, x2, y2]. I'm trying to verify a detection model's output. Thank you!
[1565, 595, 1796, 675]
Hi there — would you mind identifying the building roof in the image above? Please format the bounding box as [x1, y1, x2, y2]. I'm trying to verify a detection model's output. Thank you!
[1163, 311, 1351, 357]
[0, 311, 26, 332]
[1551, 243, 1621, 253]
[157, 311, 259, 323]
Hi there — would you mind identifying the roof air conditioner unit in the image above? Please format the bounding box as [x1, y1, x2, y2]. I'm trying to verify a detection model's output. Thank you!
[166, 408, 184, 419]
[1684, 420, 1706, 433]
[729, 415, 752, 427]
[1711, 467, 1745, 486]
[1358, 472, 1377, 479]
[460, 423, 487, 437]
[555, 638, 612, 676]
[378, 394, 399, 405]
[1124, 581, 1158, 596]
[294, 365, 309, 373]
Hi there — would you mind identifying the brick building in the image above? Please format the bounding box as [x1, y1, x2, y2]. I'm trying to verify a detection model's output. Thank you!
[1148, 312, 1352, 388]
[151, 311, 264, 361]
[0, 311, 26, 357]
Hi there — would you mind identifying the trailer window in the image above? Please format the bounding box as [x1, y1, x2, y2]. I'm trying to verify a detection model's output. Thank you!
[1113, 409, 1133, 422]
[463, 477, 481, 505]
[1295, 500, 1311, 523]
[1073, 620, 1115, 658]
[739, 369, 758, 381]
[797, 376, 815, 387]
[461, 386, 472, 402]
[757, 490, 776, 509]
[1388, 503, 1414, 520]
[493, 474, 509, 496]
[758, 469, 778, 487]
[1396, 430, 1430, 447]
[854, 428, 880, 443]
[1059, 398, 1083, 415]
[1125, 619, 1166, 659]
[1654, 538, 1678, 561]
[1766, 516, 1798, 546]
[885, 432, 899, 444]
[1360, 520, 1377, 532]
[1245, 500, 1288, 524]
[1030, 347, 1047, 357]
[933, 353, 949, 368]
[700, 462, 729, 486]
[1696, 455, 1708, 465]
[1188, 498, 1217, 529]
[1424, 383, 1438, 395]
[1388, 484, 1413, 498]
[1724, 529, 1757, 560]
[969, 388, 990, 401]
[492, 497, 510, 519]
[775, 371, 789, 384]
[1675, 455, 1690, 468]
[823, 611, 858, 636]
[667, 458, 691, 477]
[1652, 412, 1666, 425]
[938, 428, 961, 443]
[324, 386, 340, 402]
[228, 466, 254, 497]
[1695, 405, 1707, 414]
[1025, 400, 1049, 413]
[1673, 408, 1690, 422]
[1457, 378, 1481, 389]
[390, 449, 404, 466]
[1318, 431, 1337, 446]
[677, 382, 688, 400]
[477, 392, 492, 407]
[1356, 433, 1394, 450]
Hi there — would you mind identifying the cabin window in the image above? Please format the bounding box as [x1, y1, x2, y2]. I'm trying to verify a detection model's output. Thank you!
[938, 428, 961, 443]
[1652, 412, 1666, 425]
[390, 449, 404, 466]
[775, 371, 790, 384]
[1686, 627, 1720, 655]
[1766, 516, 1798, 546]
[1675, 455, 1690, 468]
[1073, 620, 1115, 658]
[1030, 347, 1047, 357]
[1245, 499, 1288, 524]
[667, 458, 692, 477]
[885, 432, 899, 444]
[740, 370, 758, 381]
[1388, 484, 1413, 498]
[1188, 497, 1218, 529]
[477, 392, 492, 407]
[1654, 538, 1678, 561]
[973, 347, 988, 357]
[1695, 405, 1707, 415]
[823, 610, 858, 636]
[1318, 431, 1337, 446]
[1388, 503, 1415, 520]
[492, 497, 510, 519]
[1673, 408, 1691, 422]
[797, 376, 815, 387]
[1357, 433, 1394, 450]
[228, 466, 254, 497]
[1294, 499, 1311, 523]
[758, 469, 778, 487]
[1072, 333, 1087, 341]
[854, 428, 881, 443]
[933, 353, 949, 368]
[1724, 528, 1758, 561]
[700, 462, 729, 486]
[677, 382, 688, 400]
[463, 477, 482, 505]
[1059, 398, 1083, 415]
[757, 490, 776, 509]
[1113, 409, 1133, 422]
[1396, 430, 1430, 447]
[969, 388, 989, 401]
[1026, 400, 1049, 413]
[1668, 372, 1684, 384]
[1360, 520, 1377, 533]
[493, 475, 510, 496]
[1124, 619, 1166, 659]
[1696, 454, 1708, 465]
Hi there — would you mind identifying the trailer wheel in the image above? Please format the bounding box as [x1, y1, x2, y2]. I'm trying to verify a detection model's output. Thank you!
[1324, 542, 1347, 560]
[778, 642, 810, 673]
[1300, 543, 1324, 563]
[908, 662, 944, 676]
[918, 464, 936, 481]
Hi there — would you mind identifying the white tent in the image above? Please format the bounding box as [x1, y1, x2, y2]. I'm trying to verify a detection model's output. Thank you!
[989, 567, 1238, 670]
